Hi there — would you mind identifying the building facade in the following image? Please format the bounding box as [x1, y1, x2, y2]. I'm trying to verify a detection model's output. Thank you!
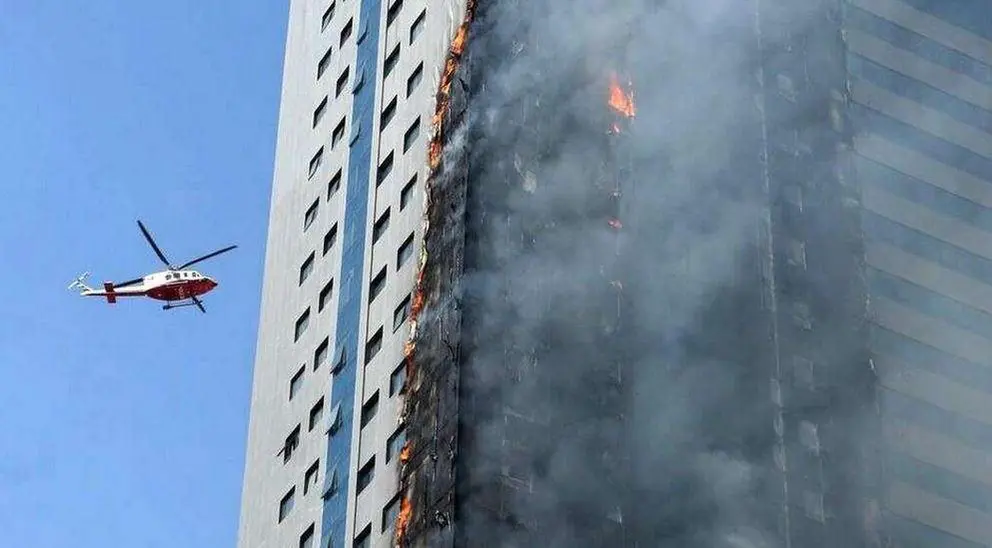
[236, 1, 468, 547]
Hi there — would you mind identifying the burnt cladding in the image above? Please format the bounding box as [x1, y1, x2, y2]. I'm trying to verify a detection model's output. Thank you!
[397, 0, 881, 547]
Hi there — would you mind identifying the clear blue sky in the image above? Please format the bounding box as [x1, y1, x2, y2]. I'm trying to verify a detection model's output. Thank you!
[0, 2, 287, 546]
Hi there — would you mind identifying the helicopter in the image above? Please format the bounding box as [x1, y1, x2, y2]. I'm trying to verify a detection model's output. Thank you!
[68, 220, 237, 313]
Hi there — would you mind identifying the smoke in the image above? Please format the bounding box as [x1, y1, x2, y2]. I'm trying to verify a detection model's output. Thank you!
[441, 0, 859, 547]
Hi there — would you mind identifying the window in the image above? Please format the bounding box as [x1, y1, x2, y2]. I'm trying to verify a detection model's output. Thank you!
[314, 337, 329, 370]
[356, 457, 375, 494]
[386, 425, 406, 463]
[365, 327, 383, 363]
[382, 493, 402, 533]
[299, 252, 315, 285]
[321, 2, 336, 31]
[294, 308, 311, 342]
[354, 524, 372, 548]
[289, 366, 305, 400]
[403, 117, 420, 152]
[409, 9, 425, 44]
[369, 267, 387, 302]
[282, 425, 301, 464]
[360, 391, 379, 427]
[373, 209, 391, 243]
[317, 47, 333, 80]
[400, 175, 416, 210]
[386, 0, 403, 26]
[327, 170, 342, 201]
[300, 523, 316, 548]
[335, 66, 350, 98]
[304, 460, 320, 496]
[323, 224, 338, 255]
[304, 200, 319, 231]
[393, 294, 411, 331]
[279, 487, 296, 522]
[313, 96, 328, 127]
[406, 62, 423, 97]
[380, 96, 397, 130]
[383, 44, 400, 78]
[319, 278, 334, 311]
[309, 397, 325, 432]
[376, 153, 394, 186]
[397, 232, 414, 269]
[339, 18, 353, 47]
[308, 148, 323, 179]
[390, 361, 407, 396]
[786, 239, 807, 269]
[332, 117, 346, 147]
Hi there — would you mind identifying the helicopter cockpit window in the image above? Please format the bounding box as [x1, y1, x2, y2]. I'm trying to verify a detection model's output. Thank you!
[166, 274, 172, 280]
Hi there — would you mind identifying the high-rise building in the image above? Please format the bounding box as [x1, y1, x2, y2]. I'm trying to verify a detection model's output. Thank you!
[236, 1, 469, 547]
[240, 0, 992, 546]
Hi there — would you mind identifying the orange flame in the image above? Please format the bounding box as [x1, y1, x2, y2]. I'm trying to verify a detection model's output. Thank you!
[395, 496, 413, 545]
[399, 440, 412, 464]
[427, 19, 473, 171]
[608, 73, 636, 118]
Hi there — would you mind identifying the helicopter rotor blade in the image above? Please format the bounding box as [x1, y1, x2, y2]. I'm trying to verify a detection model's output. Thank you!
[137, 220, 173, 268]
[192, 296, 207, 313]
[112, 277, 144, 288]
[178, 245, 237, 270]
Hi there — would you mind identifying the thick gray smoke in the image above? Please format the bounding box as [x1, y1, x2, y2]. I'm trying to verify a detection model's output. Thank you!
[445, 1, 856, 547]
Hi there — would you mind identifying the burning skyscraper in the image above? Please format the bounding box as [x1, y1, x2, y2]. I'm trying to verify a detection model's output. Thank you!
[239, 1, 992, 546]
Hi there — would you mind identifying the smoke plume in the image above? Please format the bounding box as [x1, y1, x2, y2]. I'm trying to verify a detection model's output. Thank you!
[431, 1, 867, 547]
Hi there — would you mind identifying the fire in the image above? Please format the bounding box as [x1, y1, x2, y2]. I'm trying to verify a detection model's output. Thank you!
[427, 2, 475, 171]
[608, 73, 636, 118]
[399, 440, 412, 464]
[395, 496, 413, 545]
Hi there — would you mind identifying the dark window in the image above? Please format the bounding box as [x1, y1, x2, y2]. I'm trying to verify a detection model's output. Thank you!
[393, 294, 411, 331]
[397, 232, 414, 269]
[386, 424, 406, 462]
[314, 337, 329, 370]
[299, 252, 315, 285]
[290, 366, 305, 400]
[335, 66, 350, 98]
[400, 175, 416, 210]
[308, 148, 323, 178]
[356, 458, 375, 494]
[386, 0, 403, 26]
[320, 2, 336, 31]
[279, 487, 296, 522]
[294, 308, 311, 342]
[340, 18, 353, 47]
[361, 390, 379, 428]
[384, 45, 400, 78]
[327, 169, 342, 200]
[282, 425, 301, 464]
[332, 117, 346, 147]
[369, 267, 387, 302]
[309, 397, 324, 432]
[390, 361, 407, 396]
[313, 96, 328, 127]
[365, 327, 383, 363]
[323, 224, 338, 256]
[380, 96, 397, 130]
[373, 209, 391, 243]
[300, 522, 316, 548]
[376, 152, 394, 186]
[407, 62, 423, 97]
[319, 278, 334, 312]
[304, 199, 319, 231]
[403, 117, 420, 152]
[409, 9, 425, 44]
[317, 47, 332, 80]
[382, 493, 402, 533]
[354, 524, 372, 548]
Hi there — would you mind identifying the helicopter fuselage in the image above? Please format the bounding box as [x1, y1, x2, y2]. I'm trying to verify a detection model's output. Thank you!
[76, 270, 218, 303]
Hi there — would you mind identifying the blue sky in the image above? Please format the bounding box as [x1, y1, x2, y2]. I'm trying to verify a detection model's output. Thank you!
[0, 2, 287, 546]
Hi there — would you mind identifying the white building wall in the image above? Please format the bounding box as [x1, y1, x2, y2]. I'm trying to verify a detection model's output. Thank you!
[237, 1, 467, 547]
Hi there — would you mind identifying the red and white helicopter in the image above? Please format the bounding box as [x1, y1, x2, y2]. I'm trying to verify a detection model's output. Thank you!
[68, 220, 236, 313]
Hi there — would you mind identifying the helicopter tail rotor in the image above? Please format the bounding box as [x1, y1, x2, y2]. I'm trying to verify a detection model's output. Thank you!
[67, 272, 93, 293]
